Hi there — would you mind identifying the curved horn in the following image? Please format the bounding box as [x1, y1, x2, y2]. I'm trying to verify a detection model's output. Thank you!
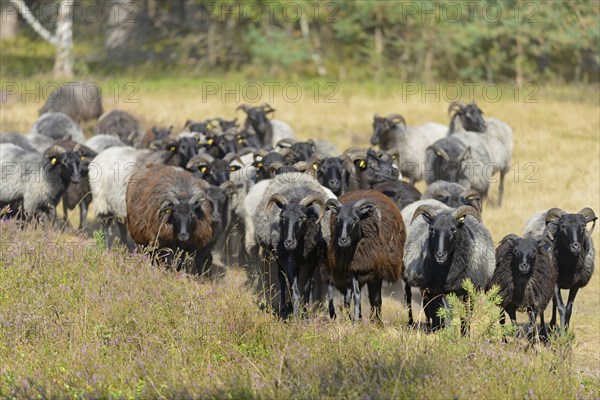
[299, 194, 326, 225]
[500, 233, 520, 246]
[276, 138, 296, 148]
[326, 198, 342, 213]
[266, 193, 288, 216]
[461, 188, 482, 214]
[219, 180, 237, 195]
[386, 114, 407, 127]
[189, 191, 207, 206]
[223, 152, 244, 165]
[412, 205, 438, 224]
[261, 103, 275, 113]
[46, 145, 67, 155]
[545, 208, 566, 224]
[268, 161, 286, 173]
[236, 104, 251, 113]
[448, 101, 467, 116]
[427, 145, 450, 161]
[386, 148, 401, 163]
[452, 205, 482, 223]
[578, 207, 597, 235]
[354, 198, 381, 223]
[186, 153, 214, 169]
[253, 148, 269, 159]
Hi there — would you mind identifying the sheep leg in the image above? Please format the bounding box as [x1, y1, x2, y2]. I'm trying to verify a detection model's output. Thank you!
[498, 168, 507, 207]
[538, 311, 548, 343]
[351, 275, 361, 323]
[115, 220, 128, 248]
[527, 310, 538, 342]
[277, 268, 290, 319]
[460, 293, 472, 336]
[553, 285, 567, 333]
[78, 202, 88, 230]
[328, 282, 336, 319]
[564, 287, 579, 332]
[344, 286, 352, 320]
[367, 279, 383, 325]
[283, 257, 300, 319]
[101, 217, 112, 249]
[62, 198, 69, 225]
[549, 285, 558, 330]
[404, 279, 414, 326]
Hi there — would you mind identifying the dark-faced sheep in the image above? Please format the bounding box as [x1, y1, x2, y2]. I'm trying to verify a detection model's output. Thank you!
[371, 114, 447, 184]
[422, 180, 482, 213]
[237, 103, 294, 147]
[405, 204, 495, 331]
[372, 180, 421, 211]
[314, 155, 356, 197]
[343, 147, 400, 190]
[326, 190, 407, 324]
[126, 164, 214, 274]
[253, 173, 330, 318]
[0, 143, 81, 223]
[489, 234, 556, 341]
[523, 207, 597, 333]
[447, 102, 513, 206]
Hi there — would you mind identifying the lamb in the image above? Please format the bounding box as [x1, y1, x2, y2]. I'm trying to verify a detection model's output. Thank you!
[447, 102, 513, 206]
[425, 131, 492, 200]
[84, 134, 127, 153]
[325, 190, 407, 324]
[126, 164, 214, 274]
[0, 143, 81, 222]
[39, 81, 103, 123]
[523, 207, 597, 333]
[405, 204, 495, 330]
[488, 234, 556, 341]
[54, 139, 97, 229]
[371, 114, 447, 184]
[237, 103, 294, 147]
[29, 112, 85, 143]
[96, 109, 143, 145]
[372, 180, 421, 211]
[422, 180, 482, 213]
[253, 173, 330, 318]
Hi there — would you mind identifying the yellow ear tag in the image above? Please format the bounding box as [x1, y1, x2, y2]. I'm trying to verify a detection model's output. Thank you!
[169, 146, 176, 152]
[359, 160, 366, 168]
[51, 157, 58, 165]
[200, 166, 207, 173]
[238, 138, 243, 144]
[207, 138, 214, 145]
[80, 155, 85, 161]
[207, 123, 213, 129]
[257, 162, 263, 168]
[165, 209, 172, 214]
[150, 144, 157, 150]
[458, 216, 465, 223]
[312, 163, 318, 170]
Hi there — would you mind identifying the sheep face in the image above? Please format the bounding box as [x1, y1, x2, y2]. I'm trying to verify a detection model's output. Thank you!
[327, 198, 380, 248]
[316, 157, 347, 196]
[546, 212, 592, 256]
[206, 182, 236, 223]
[159, 196, 206, 243]
[73, 145, 97, 177]
[244, 105, 274, 137]
[413, 205, 481, 265]
[370, 114, 406, 146]
[267, 194, 325, 251]
[190, 159, 241, 186]
[283, 141, 316, 164]
[44, 149, 82, 184]
[354, 149, 399, 187]
[152, 126, 173, 141]
[509, 237, 546, 275]
[217, 118, 238, 131]
[427, 145, 471, 183]
[450, 103, 487, 133]
[185, 120, 210, 135]
[253, 152, 285, 181]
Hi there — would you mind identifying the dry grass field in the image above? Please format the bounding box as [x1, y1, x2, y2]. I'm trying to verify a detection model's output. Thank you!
[0, 78, 598, 398]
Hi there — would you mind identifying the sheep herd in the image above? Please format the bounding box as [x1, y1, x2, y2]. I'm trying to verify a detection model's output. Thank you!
[0, 82, 596, 343]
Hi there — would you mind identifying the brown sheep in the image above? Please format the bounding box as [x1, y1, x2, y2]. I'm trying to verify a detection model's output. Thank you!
[326, 190, 407, 323]
[126, 164, 213, 274]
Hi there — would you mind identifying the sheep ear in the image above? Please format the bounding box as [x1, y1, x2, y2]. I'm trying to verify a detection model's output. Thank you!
[428, 145, 449, 161]
[326, 198, 341, 215]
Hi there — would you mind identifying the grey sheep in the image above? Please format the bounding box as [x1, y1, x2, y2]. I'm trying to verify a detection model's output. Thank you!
[422, 180, 482, 213]
[29, 112, 85, 143]
[39, 81, 103, 123]
[425, 131, 492, 200]
[447, 102, 513, 206]
[253, 172, 331, 318]
[488, 234, 556, 342]
[0, 143, 81, 222]
[404, 204, 495, 330]
[0, 133, 37, 152]
[96, 109, 143, 145]
[371, 114, 447, 184]
[85, 134, 127, 153]
[523, 207, 596, 333]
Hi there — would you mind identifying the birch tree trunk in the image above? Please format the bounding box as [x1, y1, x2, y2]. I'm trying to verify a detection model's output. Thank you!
[9, 0, 73, 77]
[1, 1, 19, 40]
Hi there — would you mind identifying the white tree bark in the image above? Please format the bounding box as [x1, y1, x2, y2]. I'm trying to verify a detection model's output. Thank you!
[8, 0, 73, 77]
[1, 1, 19, 40]
[300, 14, 327, 77]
